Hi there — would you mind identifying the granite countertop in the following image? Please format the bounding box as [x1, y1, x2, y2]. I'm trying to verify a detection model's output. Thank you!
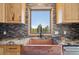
[0, 38, 30, 46]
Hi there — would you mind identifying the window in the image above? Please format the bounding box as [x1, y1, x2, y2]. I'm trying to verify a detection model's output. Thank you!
[31, 10, 51, 34]
[28, 7, 53, 36]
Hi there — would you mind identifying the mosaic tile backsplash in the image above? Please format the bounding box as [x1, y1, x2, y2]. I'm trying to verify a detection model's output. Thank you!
[0, 23, 28, 39]
[62, 23, 79, 40]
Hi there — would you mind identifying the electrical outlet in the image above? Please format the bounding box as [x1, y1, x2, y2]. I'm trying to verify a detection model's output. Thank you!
[3, 31, 6, 35]
[64, 31, 66, 34]
[55, 31, 59, 34]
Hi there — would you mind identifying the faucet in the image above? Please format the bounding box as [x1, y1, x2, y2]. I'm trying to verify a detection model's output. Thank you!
[37, 24, 43, 38]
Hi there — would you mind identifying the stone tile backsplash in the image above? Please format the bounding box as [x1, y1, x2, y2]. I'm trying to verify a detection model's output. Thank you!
[0, 23, 28, 39]
[62, 23, 79, 40]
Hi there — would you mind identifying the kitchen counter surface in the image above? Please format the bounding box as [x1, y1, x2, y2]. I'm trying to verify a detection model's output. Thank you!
[0, 38, 30, 46]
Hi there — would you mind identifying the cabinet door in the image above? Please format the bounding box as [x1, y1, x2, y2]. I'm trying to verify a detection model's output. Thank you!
[63, 3, 79, 23]
[56, 3, 79, 24]
[0, 4, 5, 23]
[5, 3, 22, 23]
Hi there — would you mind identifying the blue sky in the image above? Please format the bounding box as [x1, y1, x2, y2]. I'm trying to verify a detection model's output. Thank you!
[31, 10, 50, 28]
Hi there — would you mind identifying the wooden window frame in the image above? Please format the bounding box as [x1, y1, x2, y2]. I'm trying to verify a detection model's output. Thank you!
[28, 7, 53, 36]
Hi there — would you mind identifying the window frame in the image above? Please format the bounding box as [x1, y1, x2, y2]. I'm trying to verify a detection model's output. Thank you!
[28, 7, 53, 36]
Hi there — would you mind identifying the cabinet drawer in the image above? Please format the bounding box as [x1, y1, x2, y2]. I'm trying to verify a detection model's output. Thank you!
[6, 46, 20, 52]
[5, 45, 21, 55]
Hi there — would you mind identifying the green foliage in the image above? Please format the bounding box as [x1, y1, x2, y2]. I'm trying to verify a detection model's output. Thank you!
[31, 24, 50, 34]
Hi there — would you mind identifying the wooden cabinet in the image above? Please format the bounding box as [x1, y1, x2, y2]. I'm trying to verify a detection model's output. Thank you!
[56, 3, 79, 24]
[0, 3, 26, 24]
[5, 3, 22, 23]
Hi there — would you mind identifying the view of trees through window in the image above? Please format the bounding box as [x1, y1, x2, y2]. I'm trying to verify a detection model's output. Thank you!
[31, 10, 50, 34]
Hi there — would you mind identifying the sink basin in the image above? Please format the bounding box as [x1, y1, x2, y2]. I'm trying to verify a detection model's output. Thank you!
[26, 39, 55, 45]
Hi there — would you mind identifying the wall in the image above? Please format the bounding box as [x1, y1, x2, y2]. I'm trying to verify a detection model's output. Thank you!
[0, 3, 62, 39]
[52, 4, 79, 41]
[26, 3, 62, 36]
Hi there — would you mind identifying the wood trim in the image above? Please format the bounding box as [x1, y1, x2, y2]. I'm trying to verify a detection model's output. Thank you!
[21, 3, 26, 24]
